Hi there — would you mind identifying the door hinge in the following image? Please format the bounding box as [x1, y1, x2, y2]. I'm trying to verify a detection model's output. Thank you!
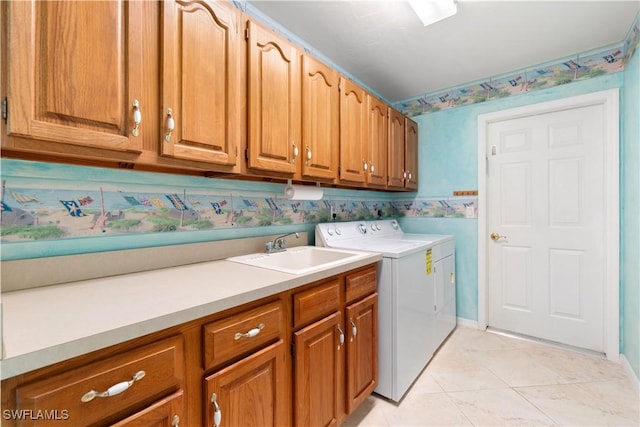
[2, 97, 7, 124]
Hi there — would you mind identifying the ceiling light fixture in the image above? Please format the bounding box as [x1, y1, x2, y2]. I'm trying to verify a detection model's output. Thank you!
[408, 0, 457, 27]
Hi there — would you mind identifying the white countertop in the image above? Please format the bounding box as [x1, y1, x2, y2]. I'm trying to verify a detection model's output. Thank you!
[1, 251, 381, 379]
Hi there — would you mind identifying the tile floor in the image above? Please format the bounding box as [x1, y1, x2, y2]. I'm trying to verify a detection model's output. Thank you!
[344, 326, 640, 426]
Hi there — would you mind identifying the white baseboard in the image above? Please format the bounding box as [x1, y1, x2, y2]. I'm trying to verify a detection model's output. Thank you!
[456, 317, 479, 329]
[621, 353, 640, 393]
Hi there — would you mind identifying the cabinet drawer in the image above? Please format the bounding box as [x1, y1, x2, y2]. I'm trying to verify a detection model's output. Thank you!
[203, 300, 283, 370]
[293, 277, 341, 328]
[15, 336, 183, 427]
[345, 266, 377, 304]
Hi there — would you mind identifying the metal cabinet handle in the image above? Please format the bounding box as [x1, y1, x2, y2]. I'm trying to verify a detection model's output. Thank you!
[350, 319, 357, 341]
[337, 325, 345, 350]
[306, 145, 312, 162]
[172, 415, 180, 427]
[403, 170, 407, 179]
[81, 370, 145, 402]
[165, 108, 175, 142]
[363, 159, 368, 171]
[234, 323, 264, 340]
[291, 142, 299, 163]
[370, 163, 375, 174]
[131, 100, 141, 137]
[211, 393, 222, 427]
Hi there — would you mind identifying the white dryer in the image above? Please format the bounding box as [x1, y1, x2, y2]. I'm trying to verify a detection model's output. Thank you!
[315, 219, 455, 402]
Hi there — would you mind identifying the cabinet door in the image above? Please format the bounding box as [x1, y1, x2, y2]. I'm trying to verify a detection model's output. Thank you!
[161, 0, 240, 166]
[6, 0, 143, 152]
[387, 109, 406, 189]
[338, 78, 367, 184]
[247, 20, 301, 174]
[294, 311, 343, 427]
[345, 293, 378, 414]
[301, 55, 339, 181]
[405, 118, 419, 190]
[366, 95, 388, 187]
[111, 391, 183, 427]
[204, 340, 287, 427]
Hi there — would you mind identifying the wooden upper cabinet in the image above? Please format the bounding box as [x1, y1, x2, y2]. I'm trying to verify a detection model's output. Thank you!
[387, 108, 406, 189]
[366, 95, 388, 187]
[246, 20, 301, 175]
[301, 55, 339, 181]
[405, 117, 419, 190]
[338, 78, 368, 184]
[161, 0, 241, 167]
[6, 0, 143, 152]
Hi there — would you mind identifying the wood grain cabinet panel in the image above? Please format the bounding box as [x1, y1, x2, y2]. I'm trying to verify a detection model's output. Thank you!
[345, 265, 377, 304]
[366, 95, 388, 187]
[6, 0, 143, 152]
[345, 293, 378, 414]
[203, 300, 283, 370]
[14, 336, 183, 427]
[111, 391, 184, 427]
[246, 20, 301, 175]
[293, 311, 342, 427]
[292, 278, 341, 328]
[387, 108, 406, 189]
[204, 340, 287, 427]
[338, 78, 368, 184]
[161, 0, 241, 166]
[405, 117, 419, 190]
[301, 55, 339, 181]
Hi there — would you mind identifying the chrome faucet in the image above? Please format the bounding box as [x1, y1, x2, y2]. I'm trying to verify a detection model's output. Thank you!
[266, 232, 300, 253]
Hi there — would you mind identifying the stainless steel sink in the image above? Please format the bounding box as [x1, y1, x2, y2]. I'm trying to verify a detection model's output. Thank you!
[226, 246, 366, 275]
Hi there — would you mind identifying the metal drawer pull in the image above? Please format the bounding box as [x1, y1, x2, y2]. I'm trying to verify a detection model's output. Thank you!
[234, 323, 264, 340]
[211, 393, 222, 427]
[165, 108, 175, 142]
[337, 325, 345, 350]
[80, 370, 145, 402]
[350, 319, 358, 340]
[131, 100, 141, 137]
[291, 142, 299, 163]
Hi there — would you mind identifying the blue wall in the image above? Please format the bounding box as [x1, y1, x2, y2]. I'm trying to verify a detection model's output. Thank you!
[621, 42, 640, 378]
[404, 73, 627, 328]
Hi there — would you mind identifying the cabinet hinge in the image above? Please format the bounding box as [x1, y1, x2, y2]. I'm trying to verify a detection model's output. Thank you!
[2, 97, 7, 124]
[245, 26, 249, 41]
[244, 148, 249, 161]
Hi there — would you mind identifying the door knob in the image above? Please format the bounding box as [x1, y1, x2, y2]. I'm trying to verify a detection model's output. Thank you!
[490, 232, 507, 241]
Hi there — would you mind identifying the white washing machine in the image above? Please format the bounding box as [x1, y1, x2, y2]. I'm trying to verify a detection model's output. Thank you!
[315, 219, 455, 402]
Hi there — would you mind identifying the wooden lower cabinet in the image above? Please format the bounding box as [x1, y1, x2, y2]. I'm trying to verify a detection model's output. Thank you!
[293, 311, 343, 427]
[345, 293, 378, 414]
[111, 391, 183, 427]
[204, 340, 287, 427]
[1, 265, 378, 427]
[293, 265, 379, 426]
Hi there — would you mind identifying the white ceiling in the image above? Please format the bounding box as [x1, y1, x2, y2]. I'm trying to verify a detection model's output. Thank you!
[248, 1, 639, 103]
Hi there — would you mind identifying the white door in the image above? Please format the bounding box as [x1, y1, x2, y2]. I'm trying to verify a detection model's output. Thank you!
[487, 104, 606, 352]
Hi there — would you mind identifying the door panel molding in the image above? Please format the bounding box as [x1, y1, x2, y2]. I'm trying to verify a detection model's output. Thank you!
[477, 89, 619, 360]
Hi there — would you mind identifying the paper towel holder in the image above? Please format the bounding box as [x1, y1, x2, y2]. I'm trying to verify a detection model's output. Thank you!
[284, 179, 323, 200]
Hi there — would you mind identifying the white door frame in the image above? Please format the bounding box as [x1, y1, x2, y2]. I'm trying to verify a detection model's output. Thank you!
[477, 89, 620, 361]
